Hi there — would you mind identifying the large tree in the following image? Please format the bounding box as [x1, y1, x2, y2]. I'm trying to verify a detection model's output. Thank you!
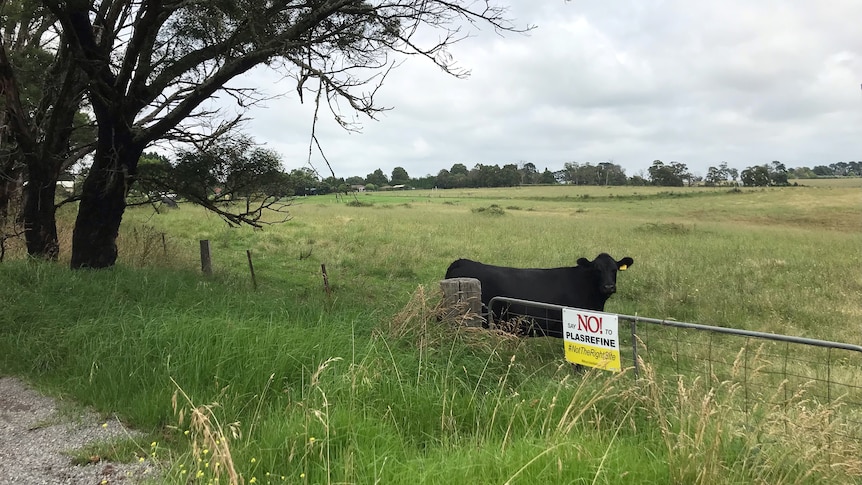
[1, 0, 94, 260]
[366, 168, 388, 186]
[435, 168, 452, 189]
[498, 163, 520, 187]
[561, 161, 627, 186]
[288, 167, 320, 196]
[768, 161, 788, 186]
[42, 0, 523, 268]
[538, 168, 557, 184]
[468, 163, 501, 187]
[648, 160, 691, 187]
[390, 166, 409, 185]
[597, 161, 627, 185]
[519, 161, 537, 184]
[741, 165, 770, 187]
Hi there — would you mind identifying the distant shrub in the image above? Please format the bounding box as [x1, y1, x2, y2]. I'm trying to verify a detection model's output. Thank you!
[471, 204, 506, 216]
[346, 200, 373, 207]
[639, 222, 692, 234]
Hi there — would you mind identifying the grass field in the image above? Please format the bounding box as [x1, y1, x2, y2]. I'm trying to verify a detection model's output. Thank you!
[1, 181, 861, 484]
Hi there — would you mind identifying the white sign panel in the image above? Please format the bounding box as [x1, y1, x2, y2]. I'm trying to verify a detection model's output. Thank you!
[562, 308, 621, 372]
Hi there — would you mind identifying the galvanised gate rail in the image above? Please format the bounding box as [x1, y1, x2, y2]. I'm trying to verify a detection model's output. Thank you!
[488, 296, 862, 442]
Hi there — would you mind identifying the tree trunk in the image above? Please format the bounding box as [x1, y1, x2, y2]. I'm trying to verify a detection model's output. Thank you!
[20, 161, 60, 260]
[0, 158, 23, 262]
[69, 175, 125, 268]
[70, 125, 142, 269]
[0, 160, 19, 224]
[0, 51, 23, 238]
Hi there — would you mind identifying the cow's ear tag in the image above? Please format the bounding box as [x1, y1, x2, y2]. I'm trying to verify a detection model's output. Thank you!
[619, 265, 628, 271]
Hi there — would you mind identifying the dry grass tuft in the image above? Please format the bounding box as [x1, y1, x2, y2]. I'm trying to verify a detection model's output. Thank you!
[171, 378, 241, 484]
[380, 284, 521, 354]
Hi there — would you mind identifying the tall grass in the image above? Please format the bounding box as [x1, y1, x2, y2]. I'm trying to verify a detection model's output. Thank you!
[1, 183, 860, 483]
[638, 349, 862, 484]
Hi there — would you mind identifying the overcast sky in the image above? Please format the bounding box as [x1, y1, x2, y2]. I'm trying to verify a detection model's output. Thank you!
[232, 0, 861, 180]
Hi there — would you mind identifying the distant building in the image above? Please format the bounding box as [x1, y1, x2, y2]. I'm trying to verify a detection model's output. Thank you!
[380, 184, 408, 191]
[57, 173, 76, 193]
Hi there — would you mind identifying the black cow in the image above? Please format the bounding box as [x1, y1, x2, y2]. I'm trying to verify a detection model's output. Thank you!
[444, 253, 634, 338]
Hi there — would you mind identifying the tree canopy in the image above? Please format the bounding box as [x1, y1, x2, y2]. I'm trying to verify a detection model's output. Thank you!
[16, 0, 526, 268]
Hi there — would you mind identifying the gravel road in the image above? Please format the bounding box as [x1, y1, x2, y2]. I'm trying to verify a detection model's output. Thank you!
[0, 377, 160, 484]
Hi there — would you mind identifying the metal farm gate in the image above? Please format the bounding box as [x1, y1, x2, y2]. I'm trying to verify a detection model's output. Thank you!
[488, 296, 862, 444]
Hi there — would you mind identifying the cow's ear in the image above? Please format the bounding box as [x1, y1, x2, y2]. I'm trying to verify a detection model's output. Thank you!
[577, 257, 591, 267]
[617, 257, 634, 271]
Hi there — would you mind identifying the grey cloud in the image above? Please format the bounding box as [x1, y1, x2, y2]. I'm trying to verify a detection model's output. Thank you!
[226, 0, 862, 179]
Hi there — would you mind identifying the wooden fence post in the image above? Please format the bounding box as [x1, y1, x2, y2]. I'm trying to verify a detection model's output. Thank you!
[321, 263, 331, 296]
[439, 277, 483, 327]
[247, 250, 257, 290]
[200, 240, 212, 275]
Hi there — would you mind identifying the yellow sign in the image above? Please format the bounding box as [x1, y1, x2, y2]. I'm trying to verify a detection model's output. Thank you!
[562, 308, 621, 372]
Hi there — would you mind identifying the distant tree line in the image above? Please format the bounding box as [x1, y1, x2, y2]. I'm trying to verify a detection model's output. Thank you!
[120, 155, 861, 205]
[786, 161, 861, 178]
[333, 160, 859, 190]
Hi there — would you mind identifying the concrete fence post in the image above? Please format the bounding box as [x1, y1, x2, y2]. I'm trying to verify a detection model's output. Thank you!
[439, 277, 483, 328]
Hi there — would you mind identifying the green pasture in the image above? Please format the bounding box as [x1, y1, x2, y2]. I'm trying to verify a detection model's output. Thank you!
[1, 181, 861, 484]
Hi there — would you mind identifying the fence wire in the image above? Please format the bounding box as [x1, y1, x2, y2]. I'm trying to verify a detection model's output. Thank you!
[487, 297, 862, 444]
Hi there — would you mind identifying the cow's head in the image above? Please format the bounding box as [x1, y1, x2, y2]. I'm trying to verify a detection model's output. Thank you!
[577, 253, 634, 295]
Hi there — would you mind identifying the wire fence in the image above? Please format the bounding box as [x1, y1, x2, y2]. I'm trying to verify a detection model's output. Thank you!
[487, 296, 862, 444]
